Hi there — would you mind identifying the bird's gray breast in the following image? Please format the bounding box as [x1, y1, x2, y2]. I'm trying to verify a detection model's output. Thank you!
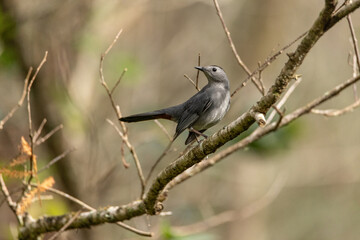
[193, 86, 230, 130]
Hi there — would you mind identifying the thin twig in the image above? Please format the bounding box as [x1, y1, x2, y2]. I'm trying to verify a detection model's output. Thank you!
[120, 140, 130, 168]
[106, 119, 145, 192]
[231, 32, 307, 97]
[107, 119, 129, 168]
[266, 76, 302, 124]
[48, 211, 82, 240]
[38, 147, 76, 173]
[31, 195, 53, 203]
[27, 51, 48, 137]
[31, 183, 153, 237]
[311, 99, 360, 116]
[212, 0, 263, 94]
[35, 124, 63, 146]
[100, 29, 146, 195]
[33, 118, 47, 143]
[184, 74, 200, 91]
[272, 106, 285, 130]
[26, 51, 48, 185]
[257, 61, 266, 95]
[0, 68, 32, 130]
[195, 53, 201, 90]
[110, 68, 128, 95]
[346, 1, 360, 100]
[333, 0, 348, 15]
[154, 120, 172, 141]
[347, 9, 360, 72]
[0, 174, 20, 223]
[352, 53, 359, 99]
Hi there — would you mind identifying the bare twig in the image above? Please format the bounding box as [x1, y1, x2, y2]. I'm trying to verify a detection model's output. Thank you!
[0, 68, 32, 130]
[38, 147, 76, 173]
[100, 29, 146, 195]
[26, 51, 48, 185]
[272, 106, 285, 130]
[333, 0, 348, 15]
[99, 30, 127, 123]
[231, 32, 307, 97]
[0, 174, 20, 223]
[31, 184, 153, 237]
[266, 76, 302, 124]
[31, 195, 53, 203]
[347, 10, 360, 72]
[33, 118, 47, 142]
[196, 53, 201, 90]
[48, 211, 82, 240]
[311, 99, 360, 116]
[346, 0, 360, 100]
[27, 51, 48, 137]
[106, 119, 145, 192]
[35, 124, 63, 146]
[212, 0, 263, 94]
[257, 61, 266, 95]
[154, 120, 172, 141]
[352, 53, 359, 99]
[110, 68, 128, 95]
[184, 74, 200, 91]
[120, 140, 130, 168]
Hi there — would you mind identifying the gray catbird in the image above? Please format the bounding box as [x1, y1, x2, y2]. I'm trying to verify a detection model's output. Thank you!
[119, 65, 230, 144]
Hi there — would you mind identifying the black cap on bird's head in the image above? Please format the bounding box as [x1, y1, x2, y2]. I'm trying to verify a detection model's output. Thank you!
[194, 65, 228, 84]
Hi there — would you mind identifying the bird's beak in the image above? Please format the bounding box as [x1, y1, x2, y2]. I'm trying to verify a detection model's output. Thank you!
[195, 66, 203, 71]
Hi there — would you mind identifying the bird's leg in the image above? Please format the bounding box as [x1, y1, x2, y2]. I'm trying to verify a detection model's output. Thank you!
[189, 128, 208, 138]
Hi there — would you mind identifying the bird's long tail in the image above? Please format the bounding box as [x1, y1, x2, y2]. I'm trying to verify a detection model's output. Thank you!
[119, 110, 173, 123]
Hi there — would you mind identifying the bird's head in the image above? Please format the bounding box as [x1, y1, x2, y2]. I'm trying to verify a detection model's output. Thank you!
[195, 65, 229, 84]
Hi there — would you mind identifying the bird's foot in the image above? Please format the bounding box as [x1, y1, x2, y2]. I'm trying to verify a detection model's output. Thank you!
[189, 128, 208, 138]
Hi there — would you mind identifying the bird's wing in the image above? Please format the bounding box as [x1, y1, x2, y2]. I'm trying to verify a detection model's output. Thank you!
[174, 94, 213, 138]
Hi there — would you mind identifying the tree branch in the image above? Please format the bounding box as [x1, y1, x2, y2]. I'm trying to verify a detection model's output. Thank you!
[18, 200, 146, 239]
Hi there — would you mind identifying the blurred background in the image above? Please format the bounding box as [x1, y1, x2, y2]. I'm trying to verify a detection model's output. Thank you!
[0, 0, 360, 239]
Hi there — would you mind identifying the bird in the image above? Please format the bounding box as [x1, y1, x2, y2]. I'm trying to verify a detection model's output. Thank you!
[119, 65, 230, 145]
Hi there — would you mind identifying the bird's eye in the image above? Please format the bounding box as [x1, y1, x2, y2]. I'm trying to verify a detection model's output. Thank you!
[212, 68, 217, 72]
